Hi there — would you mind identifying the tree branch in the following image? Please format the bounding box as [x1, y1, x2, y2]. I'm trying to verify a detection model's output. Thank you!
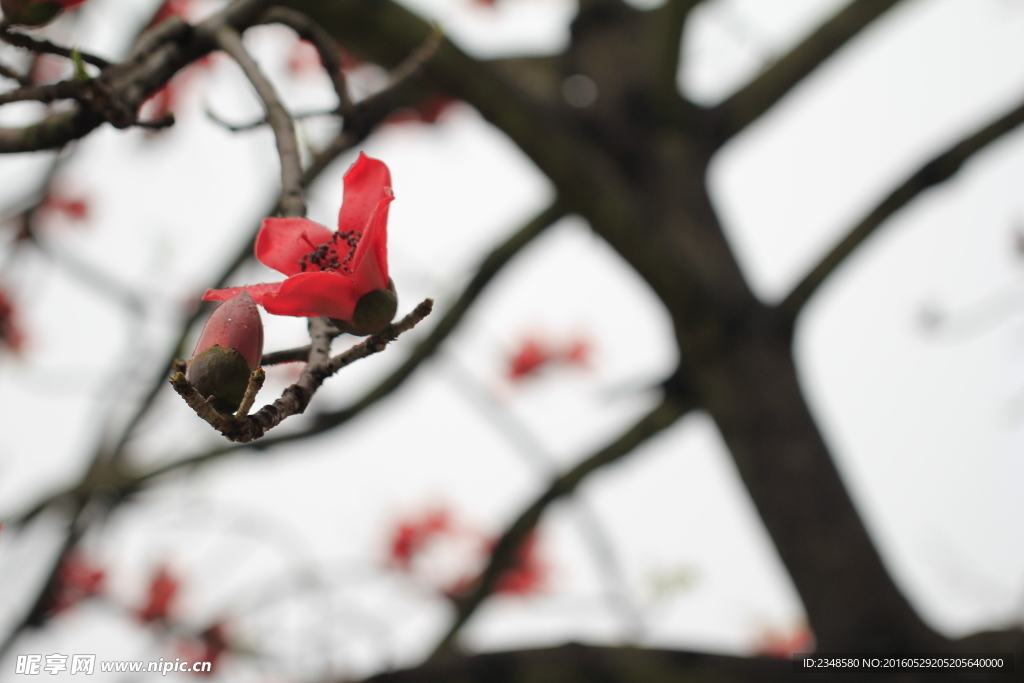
[215, 24, 305, 218]
[430, 393, 694, 656]
[0, 25, 111, 69]
[650, 0, 702, 97]
[170, 300, 433, 442]
[711, 0, 904, 143]
[259, 6, 353, 115]
[129, 200, 564, 484]
[781, 92, 1024, 320]
[307, 199, 566, 433]
[0, 0, 275, 153]
[0, 58, 30, 86]
[367, 644, 793, 683]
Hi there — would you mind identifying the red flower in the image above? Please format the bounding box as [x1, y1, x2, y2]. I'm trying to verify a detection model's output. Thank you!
[493, 532, 546, 595]
[507, 333, 592, 382]
[41, 188, 90, 223]
[47, 553, 105, 615]
[186, 291, 264, 414]
[204, 153, 396, 333]
[754, 622, 815, 658]
[139, 55, 213, 125]
[388, 508, 451, 570]
[0, 286, 25, 354]
[508, 338, 550, 381]
[563, 337, 590, 367]
[287, 39, 321, 77]
[446, 531, 548, 599]
[137, 566, 179, 623]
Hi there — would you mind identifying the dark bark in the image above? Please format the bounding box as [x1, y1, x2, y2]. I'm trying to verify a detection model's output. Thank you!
[281, 0, 961, 654]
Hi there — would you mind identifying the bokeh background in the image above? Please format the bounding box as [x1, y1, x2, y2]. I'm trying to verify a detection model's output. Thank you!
[1, 0, 1023, 680]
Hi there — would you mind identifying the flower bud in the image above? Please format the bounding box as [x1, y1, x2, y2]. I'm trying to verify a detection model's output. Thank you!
[186, 291, 263, 414]
[330, 279, 398, 337]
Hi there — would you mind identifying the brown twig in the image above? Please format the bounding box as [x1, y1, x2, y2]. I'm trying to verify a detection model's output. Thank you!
[133, 200, 565, 478]
[781, 91, 1024, 320]
[429, 394, 694, 657]
[712, 0, 904, 143]
[204, 106, 336, 132]
[259, 345, 311, 366]
[171, 300, 434, 442]
[260, 6, 353, 115]
[0, 0, 275, 153]
[0, 26, 111, 70]
[235, 368, 266, 418]
[0, 79, 81, 106]
[0, 59, 30, 86]
[215, 24, 304, 218]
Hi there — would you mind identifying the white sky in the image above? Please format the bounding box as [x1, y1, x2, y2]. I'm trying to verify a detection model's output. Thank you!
[1, 0, 1024, 680]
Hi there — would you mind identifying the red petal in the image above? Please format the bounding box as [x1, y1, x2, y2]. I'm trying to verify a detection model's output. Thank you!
[340, 153, 393, 291]
[255, 217, 334, 276]
[191, 291, 264, 369]
[203, 283, 282, 306]
[261, 272, 358, 320]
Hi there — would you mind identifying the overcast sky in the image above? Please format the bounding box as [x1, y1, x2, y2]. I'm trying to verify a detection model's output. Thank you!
[1, 0, 1024, 679]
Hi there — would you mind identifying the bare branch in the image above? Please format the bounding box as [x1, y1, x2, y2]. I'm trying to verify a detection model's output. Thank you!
[0, 79, 81, 106]
[131, 200, 565, 479]
[430, 394, 694, 656]
[0, 26, 111, 70]
[215, 24, 304, 218]
[235, 368, 266, 418]
[650, 0, 702, 96]
[260, 6, 353, 115]
[712, 0, 904, 143]
[171, 300, 434, 443]
[104, 116, 365, 465]
[260, 345, 310, 366]
[0, 59, 30, 86]
[0, 0, 275, 153]
[781, 92, 1024, 320]
[307, 200, 566, 433]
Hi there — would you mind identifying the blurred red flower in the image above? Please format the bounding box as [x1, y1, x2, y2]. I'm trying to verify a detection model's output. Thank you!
[29, 55, 68, 85]
[508, 338, 549, 381]
[447, 531, 547, 598]
[388, 508, 451, 570]
[388, 506, 548, 599]
[41, 188, 90, 224]
[754, 622, 815, 658]
[47, 553, 104, 615]
[493, 531, 546, 595]
[287, 39, 321, 77]
[139, 54, 213, 124]
[137, 566, 179, 623]
[507, 334, 591, 382]
[204, 153, 394, 326]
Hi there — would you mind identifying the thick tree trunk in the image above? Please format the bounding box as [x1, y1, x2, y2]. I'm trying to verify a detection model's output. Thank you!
[287, 0, 995, 659]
